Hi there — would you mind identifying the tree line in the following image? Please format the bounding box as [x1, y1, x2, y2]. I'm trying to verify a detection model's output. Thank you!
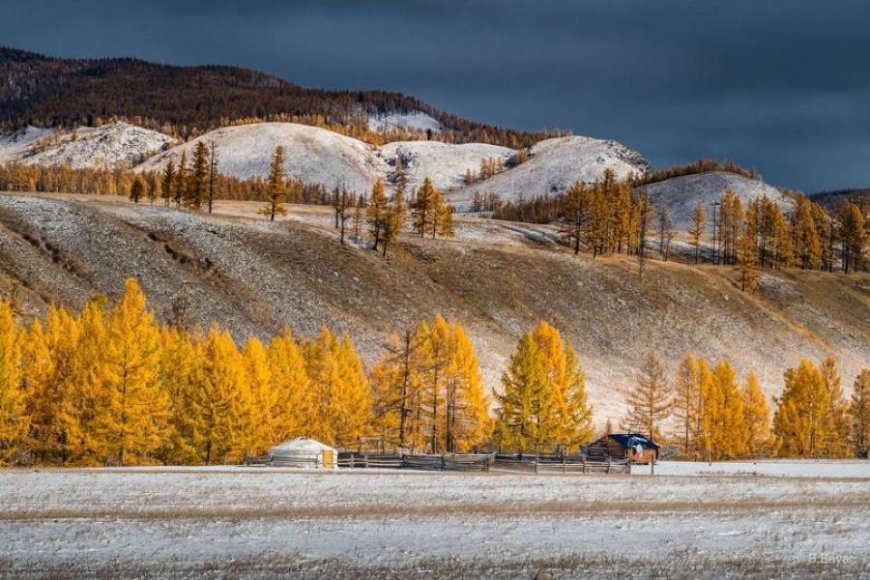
[624, 351, 868, 460]
[0, 279, 866, 466]
[493, 169, 868, 275]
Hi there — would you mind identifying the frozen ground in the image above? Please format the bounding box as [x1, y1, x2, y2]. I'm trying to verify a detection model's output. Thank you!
[1, 463, 867, 578]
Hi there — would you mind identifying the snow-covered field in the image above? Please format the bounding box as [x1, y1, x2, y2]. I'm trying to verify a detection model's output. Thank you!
[1, 462, 867, 578]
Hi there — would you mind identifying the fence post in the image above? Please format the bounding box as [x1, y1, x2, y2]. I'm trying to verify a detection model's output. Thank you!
[364, 454, 368, 469]
[350, 455, 355, 468]
[562, 454, 566, 474]
[606, 457, 611, 474]
[627, 460, 631, 475]
[441, 453, 446, 471]
[582, 457, 587, 474]
[534, 454, 539, 474]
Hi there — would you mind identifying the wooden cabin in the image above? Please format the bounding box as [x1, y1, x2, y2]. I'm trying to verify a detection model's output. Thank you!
[587, 433, 659, 465]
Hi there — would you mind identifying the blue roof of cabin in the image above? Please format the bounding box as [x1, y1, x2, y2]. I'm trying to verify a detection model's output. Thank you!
[608, 433, 659, 450]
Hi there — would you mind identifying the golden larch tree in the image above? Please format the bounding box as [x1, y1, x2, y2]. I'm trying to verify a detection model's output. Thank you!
[0, 300, 28, 463]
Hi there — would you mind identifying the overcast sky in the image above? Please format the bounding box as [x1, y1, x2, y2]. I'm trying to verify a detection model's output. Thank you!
[3, 0, 869, 192]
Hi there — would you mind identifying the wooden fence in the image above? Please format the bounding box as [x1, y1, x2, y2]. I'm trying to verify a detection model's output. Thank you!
[337, 452, 490, 472]
[492, 453, 630, 474]
[248, 452, 631, 475]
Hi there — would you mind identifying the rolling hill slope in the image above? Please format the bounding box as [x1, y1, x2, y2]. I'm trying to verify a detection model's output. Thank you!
[0, 193, 866, 422]
[136, 122, 387, 192]
[0, 122, 174, 169]
[638, 171, 792, 230]
[450, 136, 650, 207]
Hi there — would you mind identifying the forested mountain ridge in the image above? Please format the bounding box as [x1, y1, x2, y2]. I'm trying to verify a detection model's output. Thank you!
[0, 47, 553, 147]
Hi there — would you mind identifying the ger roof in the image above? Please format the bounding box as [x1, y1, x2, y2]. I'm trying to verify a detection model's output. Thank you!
[607, 433, 659, 450]
[270, 436, 335, 453]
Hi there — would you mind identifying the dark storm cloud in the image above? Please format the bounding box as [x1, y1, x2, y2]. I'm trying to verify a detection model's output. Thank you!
[3, 0, 870, 192]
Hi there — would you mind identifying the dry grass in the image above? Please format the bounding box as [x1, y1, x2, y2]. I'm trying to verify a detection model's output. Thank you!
[0, 192, 867, 418]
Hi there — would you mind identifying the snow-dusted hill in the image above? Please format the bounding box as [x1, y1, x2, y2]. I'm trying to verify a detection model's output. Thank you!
[379, 141, 516, 192]
[638, 171, 792, 230]
[450, 135, 650, 207]
[367, 111, 441, 134]
[0, 122, 174, 169]
[137, 123, 389, 193]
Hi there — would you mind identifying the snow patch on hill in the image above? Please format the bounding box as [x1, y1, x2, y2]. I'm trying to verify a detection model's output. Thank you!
[368, 111, 441, 133]
[0, 123, 172, 169]
[450, 135, 650, 208]
[638, 172, 792, 230]
[379, 141, 516, 192]
[137, 123, 389, 193]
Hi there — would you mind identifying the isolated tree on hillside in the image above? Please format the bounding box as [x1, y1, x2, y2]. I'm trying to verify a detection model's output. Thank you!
[367, 178, 388, 250]
[560, 181, 588, 255]
[333, 187, 351, 245]
[634, 194, 654, 279]
[207, 143, 218, 213]
[129, 176, 145, 204]
[161, 158, 175, 207]
[260, 146, 287, 221]
[689, 201, 706, 264]
[623, 351, 671, 440]
[412, 177, 438, 237]
[851, 370, 870, 457]
[351, 195, 365, 242]
[145, 173, 160, 205]
[173, 150, 187, 208]
[185, 141, 210, 210]
[657, 207, 674, 260]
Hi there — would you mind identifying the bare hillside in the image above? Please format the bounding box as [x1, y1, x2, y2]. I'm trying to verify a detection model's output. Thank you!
[379, 140, 516, 192]
[136, 123, 388, 193]
[0, 122, 174, 169]
[639, 172, 792, 230]
[0, 192, 866, 422]
[451, 136, 650, 207]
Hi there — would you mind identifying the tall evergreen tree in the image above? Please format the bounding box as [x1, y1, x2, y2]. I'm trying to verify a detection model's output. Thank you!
[260, 146, 287, 221]
[186, 141, 210, 210]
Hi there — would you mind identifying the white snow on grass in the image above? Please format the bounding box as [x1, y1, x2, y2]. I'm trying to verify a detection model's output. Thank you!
[0, 466, 867, 577]
[450, 135, 650, 208]
[137, 122, 390, 194]
[379, 140, 516, 192]
[0, 122, 173, 169]
[638, 171, 792, 230]
[367, 110, 442, 133]
[652, 459, 870, 479]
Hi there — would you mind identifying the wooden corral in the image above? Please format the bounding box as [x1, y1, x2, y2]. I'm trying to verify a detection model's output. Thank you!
[587, 433, 659, 465]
